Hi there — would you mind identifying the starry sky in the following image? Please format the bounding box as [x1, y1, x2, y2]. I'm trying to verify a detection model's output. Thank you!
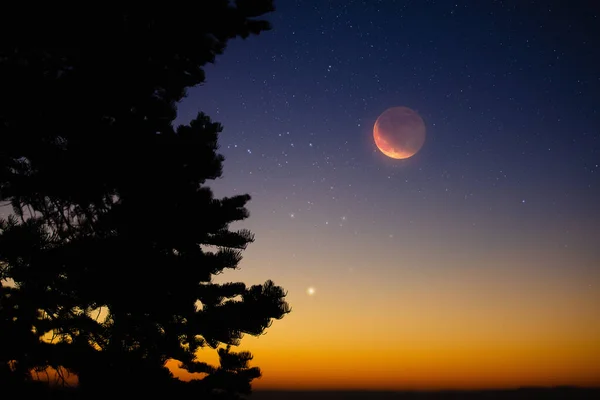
[171, 0, 600, 390]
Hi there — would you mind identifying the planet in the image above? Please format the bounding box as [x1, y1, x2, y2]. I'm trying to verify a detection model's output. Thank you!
[373, 106, 426, 159]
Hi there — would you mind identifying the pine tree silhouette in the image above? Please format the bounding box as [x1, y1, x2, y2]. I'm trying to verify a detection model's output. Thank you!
[0, 3, 289, 398]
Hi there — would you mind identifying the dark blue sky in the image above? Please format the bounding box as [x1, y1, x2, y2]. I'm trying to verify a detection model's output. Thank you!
[175, 0, 598, 237]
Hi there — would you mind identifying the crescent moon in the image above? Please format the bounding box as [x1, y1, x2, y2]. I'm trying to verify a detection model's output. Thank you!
[373, 106, 426, 159]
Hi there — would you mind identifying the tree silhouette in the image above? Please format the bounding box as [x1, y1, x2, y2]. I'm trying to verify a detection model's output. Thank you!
[0, 3, 290, 398]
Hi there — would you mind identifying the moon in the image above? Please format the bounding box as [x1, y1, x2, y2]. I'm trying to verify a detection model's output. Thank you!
[373, 106, 426, 159]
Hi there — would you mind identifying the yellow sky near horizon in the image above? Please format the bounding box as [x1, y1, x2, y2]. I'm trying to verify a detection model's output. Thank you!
[167, 247, 600, 390]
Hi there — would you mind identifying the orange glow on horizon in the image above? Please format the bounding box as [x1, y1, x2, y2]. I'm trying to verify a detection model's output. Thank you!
[166, 258, 600, 390]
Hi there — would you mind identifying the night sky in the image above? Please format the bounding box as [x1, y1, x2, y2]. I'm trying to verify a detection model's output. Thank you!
[173, 0, 599, 390]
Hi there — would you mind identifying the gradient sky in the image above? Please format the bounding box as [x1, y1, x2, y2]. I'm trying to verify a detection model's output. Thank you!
[165, 0, 596, 390]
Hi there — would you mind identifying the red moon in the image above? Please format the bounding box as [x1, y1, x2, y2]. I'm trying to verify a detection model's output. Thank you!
[373, 106, 426, 159]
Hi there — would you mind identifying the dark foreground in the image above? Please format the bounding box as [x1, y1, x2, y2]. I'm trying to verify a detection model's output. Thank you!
[6, 384, 599, 399]
[250, 388, 600, 400]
